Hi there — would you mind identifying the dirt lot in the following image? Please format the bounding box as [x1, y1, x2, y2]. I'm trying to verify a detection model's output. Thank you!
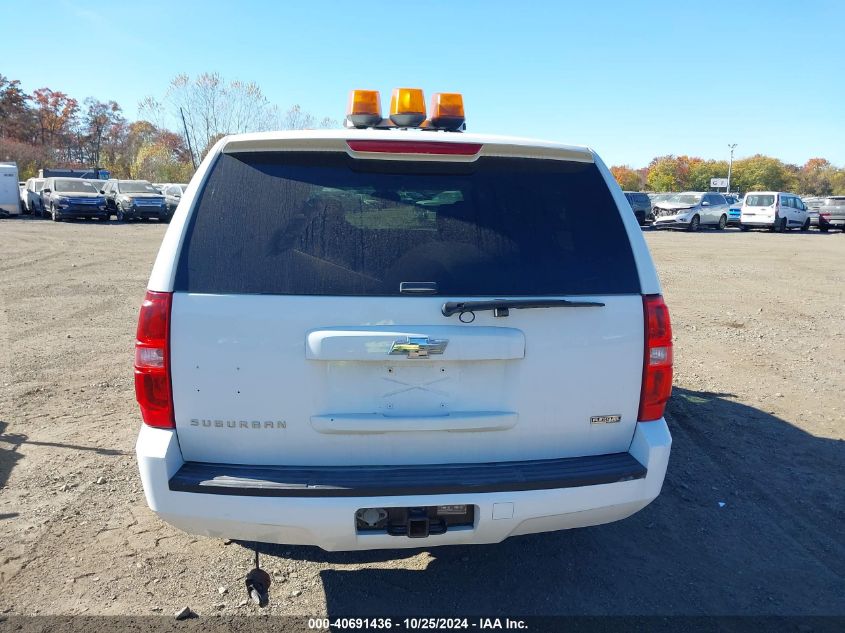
[1, 217, 843, 619]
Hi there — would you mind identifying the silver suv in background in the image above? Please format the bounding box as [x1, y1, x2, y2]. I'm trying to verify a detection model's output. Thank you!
[652, 192, 729, 231]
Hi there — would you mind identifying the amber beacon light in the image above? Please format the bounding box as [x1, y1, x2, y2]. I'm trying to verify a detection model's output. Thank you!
[389, 88, 426, 127]
[346, 90, 382, 128]
[429, 93, 466, 131]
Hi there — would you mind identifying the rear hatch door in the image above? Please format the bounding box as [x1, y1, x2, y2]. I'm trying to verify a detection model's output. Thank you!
[169, 145, 645, 466]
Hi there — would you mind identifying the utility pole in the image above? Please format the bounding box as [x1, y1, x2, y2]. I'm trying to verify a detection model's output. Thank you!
[726, 143, 737, 194]
[180, 107, 197, 170]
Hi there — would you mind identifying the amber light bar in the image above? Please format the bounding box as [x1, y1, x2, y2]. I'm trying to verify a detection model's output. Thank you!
[345, 88, 468, 131]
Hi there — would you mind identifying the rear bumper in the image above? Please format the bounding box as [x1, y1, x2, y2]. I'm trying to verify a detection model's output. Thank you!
[819, 216, 845, 229]
[136, 420, 671, 551]
[740, 216, 775, 227]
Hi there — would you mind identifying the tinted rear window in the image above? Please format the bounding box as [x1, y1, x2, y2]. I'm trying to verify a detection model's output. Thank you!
[175, 152, 640, 297]
[746, 194, 775, 206]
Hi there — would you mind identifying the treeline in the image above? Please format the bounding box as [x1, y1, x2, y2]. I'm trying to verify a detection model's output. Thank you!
[0, 72, 336, 182]
[611, 155, 845, 196]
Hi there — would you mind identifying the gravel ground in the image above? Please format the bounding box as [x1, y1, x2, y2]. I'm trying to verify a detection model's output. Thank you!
[0, 217, 843, 620]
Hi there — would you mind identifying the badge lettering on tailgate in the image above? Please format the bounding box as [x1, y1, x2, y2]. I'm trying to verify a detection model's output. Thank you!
[590, 414, 622, 425]
[190, 419, 287, 429]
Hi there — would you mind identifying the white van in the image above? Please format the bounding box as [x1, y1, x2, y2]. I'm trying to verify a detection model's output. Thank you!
[0, 162, 21, 217]
[135, 89, 673, 552]
[740, 191, 809, 232]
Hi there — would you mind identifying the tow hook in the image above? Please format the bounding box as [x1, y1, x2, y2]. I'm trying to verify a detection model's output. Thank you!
[245, 545, 271, 607]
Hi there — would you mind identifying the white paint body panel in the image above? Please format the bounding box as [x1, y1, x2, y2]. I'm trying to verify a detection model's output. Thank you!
[169, 293, 644, 466]
[137, 419, 671, 550]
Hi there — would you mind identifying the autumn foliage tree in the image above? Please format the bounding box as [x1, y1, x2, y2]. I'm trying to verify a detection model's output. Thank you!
[32, 88, 78, 155]
[610, 165, 642, 190]
[0, 75, 36, 143]
[646, 155, 693, 191]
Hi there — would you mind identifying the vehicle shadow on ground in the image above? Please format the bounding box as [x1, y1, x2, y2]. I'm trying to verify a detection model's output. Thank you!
[249, 388, 845, 615]
[0, 421, 25, 492]
[0, 419, 126, 491]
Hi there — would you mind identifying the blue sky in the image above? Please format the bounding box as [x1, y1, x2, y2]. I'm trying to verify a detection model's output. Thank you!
[5, 0, 844, 168]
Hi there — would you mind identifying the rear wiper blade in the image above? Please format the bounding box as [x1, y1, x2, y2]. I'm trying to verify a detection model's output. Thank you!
[441, 298, 605, 318]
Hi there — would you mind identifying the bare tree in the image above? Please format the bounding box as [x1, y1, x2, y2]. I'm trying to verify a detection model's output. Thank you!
[161, 73, 279, 160]
[140, 72, 338, 161]
[280, 104, 315, 130]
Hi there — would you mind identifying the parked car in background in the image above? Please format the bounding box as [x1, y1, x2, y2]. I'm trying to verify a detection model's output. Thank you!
[740, 192, 809, 232]
[624, 191, 654, 226]
[727, 195, 744, 226]
[803, 196, 821, 227]
[102, 179, 167, 221]
[22, 178, 46, 214]
[163, 183, 188, 218]
[40, 177, 109, 222]
[723, 194, 739, 205]
[740, 191, 810, 233]
[652, 192, 729, 231]
[815, 196, 845, 232]
[0, 162, 21, 218]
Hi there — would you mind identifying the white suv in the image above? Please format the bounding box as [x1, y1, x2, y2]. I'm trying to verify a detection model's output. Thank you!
[652, 192, 730, 231]
[134, 90, 672, 551]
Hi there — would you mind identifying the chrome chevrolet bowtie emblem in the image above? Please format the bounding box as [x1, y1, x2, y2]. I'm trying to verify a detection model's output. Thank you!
[388, 336, 448, 358]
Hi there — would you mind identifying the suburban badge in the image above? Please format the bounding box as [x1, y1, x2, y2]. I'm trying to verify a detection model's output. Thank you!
[590, 415, 622, 425]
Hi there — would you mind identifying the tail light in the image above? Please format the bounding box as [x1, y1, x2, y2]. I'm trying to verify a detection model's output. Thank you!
[638, 295, 673, 422]
[347, 140, 482, 155]
[134, 290, 174, 428]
